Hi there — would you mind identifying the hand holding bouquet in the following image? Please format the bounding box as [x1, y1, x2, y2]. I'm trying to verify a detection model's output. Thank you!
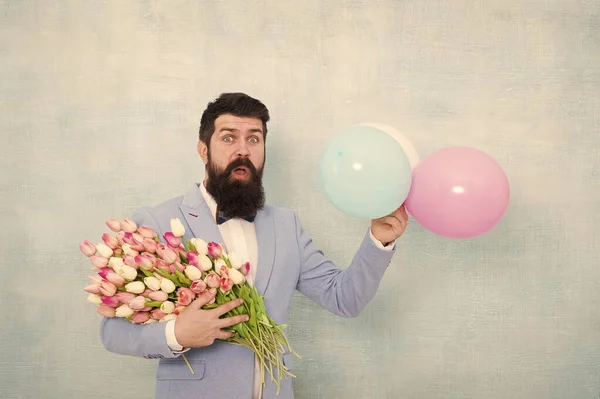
[80, 217, 298, 395]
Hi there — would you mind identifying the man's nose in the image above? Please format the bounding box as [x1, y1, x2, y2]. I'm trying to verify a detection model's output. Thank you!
[236, 141, 250, 157]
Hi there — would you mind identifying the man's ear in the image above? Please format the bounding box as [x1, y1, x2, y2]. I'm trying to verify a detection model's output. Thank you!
[197, 140, 208, 165]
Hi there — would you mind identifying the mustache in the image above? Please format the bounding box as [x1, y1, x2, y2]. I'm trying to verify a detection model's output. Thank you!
[224, 158, 258, 175]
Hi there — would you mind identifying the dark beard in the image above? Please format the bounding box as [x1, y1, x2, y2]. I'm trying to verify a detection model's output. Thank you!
[205, 157, 265, 220]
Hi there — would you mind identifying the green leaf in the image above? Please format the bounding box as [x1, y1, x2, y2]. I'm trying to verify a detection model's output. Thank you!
[179, 252, 189, 264]
[145, 300, 163, 307]
[154, 268, 180, 285]
[174, 270, 192, 286]
[139, 268, 154, 278]
[187, 239, 197, 253]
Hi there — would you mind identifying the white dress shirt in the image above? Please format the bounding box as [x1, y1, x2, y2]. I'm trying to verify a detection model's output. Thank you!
[165, 182, 394, 398]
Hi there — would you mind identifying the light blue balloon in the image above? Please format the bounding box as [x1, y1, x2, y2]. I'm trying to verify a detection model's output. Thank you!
[318, 125, 412, 219]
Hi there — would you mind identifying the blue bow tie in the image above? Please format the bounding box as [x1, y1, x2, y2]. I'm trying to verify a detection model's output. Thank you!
[216, 212, 256, 225]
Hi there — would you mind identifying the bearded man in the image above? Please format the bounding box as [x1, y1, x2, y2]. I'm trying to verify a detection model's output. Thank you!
[100, 92, 409, 399]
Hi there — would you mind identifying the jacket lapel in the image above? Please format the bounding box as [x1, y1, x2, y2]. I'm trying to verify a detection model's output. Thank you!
[254, 209, 275, 295]
[178, 184, 224, 246]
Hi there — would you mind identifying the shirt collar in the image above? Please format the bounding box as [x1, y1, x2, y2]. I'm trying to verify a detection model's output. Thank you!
[198, 181, 218, 221]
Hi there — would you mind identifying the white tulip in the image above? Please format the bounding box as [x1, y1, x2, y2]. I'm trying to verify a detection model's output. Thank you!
[190, 238, 208, 255]
[228, 251, 242, 269]
[170, 218, 186, 238]
[115, 304, 134, 318]
[125, 281, 146, 294]
[143, 318, 157, 325]
[122, 244, 138, 256]
[117, 265, 137, 281]
[108, 257, 125, 269]
[184, 266, 202, 281]
[198, 254, 213, 272]
[95, 243, 113, 258]
[214, 258, 226, 271]
[228, 267, 246, 285]
[87, 294, 102, 305]
[160, 301, 175, 314]
[160, 278, 176, 293]
[143, 276, 161, 291]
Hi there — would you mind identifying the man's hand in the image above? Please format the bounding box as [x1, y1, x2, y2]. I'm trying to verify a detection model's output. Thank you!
[174, 289, 248, 348]
[370, 204, 409, 246]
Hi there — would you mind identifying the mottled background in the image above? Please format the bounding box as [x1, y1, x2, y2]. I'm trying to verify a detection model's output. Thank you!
[1, 0, 599, 398]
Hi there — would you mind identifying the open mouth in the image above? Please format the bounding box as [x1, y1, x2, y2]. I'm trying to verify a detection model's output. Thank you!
[231, 166, 250, 178]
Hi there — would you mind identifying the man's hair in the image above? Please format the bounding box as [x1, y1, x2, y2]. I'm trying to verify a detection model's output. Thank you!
[199, 92, 270, 144]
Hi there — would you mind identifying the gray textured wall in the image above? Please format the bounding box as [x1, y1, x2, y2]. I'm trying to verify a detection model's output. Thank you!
[1, 1, 599, 398]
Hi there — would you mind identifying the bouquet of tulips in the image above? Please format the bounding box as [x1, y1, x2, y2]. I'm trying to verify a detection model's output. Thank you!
[80, 216, 298, 394]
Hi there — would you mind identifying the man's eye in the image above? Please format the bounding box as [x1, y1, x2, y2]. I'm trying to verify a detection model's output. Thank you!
[248, 137, 259, 143]
[223, 136, 233, 143]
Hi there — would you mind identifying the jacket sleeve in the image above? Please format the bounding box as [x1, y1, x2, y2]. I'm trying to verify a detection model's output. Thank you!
[99, 207, 180, 359]
[293, 212, 396, 318]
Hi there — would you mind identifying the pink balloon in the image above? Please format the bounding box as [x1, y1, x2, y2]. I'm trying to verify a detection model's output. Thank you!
[405, 146, 510, 239]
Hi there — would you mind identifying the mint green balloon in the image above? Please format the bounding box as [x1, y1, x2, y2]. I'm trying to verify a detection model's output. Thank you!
[319, 125, 412, 219]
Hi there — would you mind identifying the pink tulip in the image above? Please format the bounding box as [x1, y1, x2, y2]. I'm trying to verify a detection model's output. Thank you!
[79, 241, 96, 257]
[136, 254, 156, 271]
[105, 219, 122, 232]
[113, 248, 123, 257]
[97, 304, 116, 317]
[101, 233, 119, 249]
[204, 272, 220, 288]
[176, 287, 196, 306]
[98, 281, 117, 296]
[117, 233, 126, 246]
[147, 290, 168, 301]
[157, 244, 178, 264]
[140, 306, 152, 311]
[155, 259, 167, 270]
[90, 255, 109, 268]
[168, 264, 177, 273]
[84, 284, 100, 294]
[219, 276, 233, 293]
[150, 309, 167, 320]
[114, 292, 136, 304]
[101, 296, 120, 308]
[88, 275, 103, 285]
[241, 262, 251, 276]
[129, 296, 147, 311]
[142, 238, 158, 253]
[97, 267, 112, 279]
[130, 235, 146, 251]
[137, 226, 158, 239]
[163, 232, 182, 248]
[218, 265, 230, 278]
[187, 251, 199, 267]
[190, 280, 207, 294]
[98, 268, 126, 287]
[131, 311, 151, 324]
[207, 242, 222, 258]
[122, 255, 136, 268]
[120, 218, 137, 233]
[122, 232, 135, 245]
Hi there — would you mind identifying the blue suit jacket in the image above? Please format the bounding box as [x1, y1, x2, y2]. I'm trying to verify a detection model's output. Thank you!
[100, 183, 396, 398]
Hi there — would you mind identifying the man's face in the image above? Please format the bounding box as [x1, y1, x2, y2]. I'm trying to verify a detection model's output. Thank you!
[198, 114, 266, 218]
[198, 114, 265, 179]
